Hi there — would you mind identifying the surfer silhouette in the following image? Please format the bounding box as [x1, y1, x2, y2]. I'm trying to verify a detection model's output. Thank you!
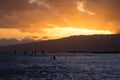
[53, 55, 56, 59]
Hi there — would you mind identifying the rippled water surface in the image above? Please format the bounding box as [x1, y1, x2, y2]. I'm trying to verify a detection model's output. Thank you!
[0, 53, 120, 80]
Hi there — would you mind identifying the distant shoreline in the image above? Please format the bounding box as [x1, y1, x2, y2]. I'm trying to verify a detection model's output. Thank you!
[0, 51, 120, 54]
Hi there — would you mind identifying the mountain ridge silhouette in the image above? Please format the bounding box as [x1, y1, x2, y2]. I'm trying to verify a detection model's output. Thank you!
[0, 34, 120, 53]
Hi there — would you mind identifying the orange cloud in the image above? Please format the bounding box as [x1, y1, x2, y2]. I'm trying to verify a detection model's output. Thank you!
[0, 0, 119, 40]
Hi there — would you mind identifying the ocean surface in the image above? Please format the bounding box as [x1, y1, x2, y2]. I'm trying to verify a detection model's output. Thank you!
[0, 52, 120, 80]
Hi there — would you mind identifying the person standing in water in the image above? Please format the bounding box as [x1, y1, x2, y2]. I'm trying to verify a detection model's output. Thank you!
[53, 55, 56, 59]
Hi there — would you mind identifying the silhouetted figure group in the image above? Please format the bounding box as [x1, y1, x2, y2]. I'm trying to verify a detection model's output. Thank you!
[13, 49, 45, 55]
[13, 49, 57, 60]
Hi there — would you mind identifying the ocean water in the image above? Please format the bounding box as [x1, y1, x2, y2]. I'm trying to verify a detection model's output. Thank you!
[0, 53, 120, 80]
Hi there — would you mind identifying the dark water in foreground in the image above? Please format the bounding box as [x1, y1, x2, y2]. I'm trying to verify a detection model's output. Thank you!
[0, 53, 120, 80]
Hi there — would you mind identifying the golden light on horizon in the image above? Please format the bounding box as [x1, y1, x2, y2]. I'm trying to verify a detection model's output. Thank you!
[0, 27, 114, 40]
[42, 27, 113, 39]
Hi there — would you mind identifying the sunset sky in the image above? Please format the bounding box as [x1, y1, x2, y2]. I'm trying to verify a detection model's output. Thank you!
[0, 0, 120, 46]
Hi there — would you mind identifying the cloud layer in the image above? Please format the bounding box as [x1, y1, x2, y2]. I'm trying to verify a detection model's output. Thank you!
[0, 0, 120, 40]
